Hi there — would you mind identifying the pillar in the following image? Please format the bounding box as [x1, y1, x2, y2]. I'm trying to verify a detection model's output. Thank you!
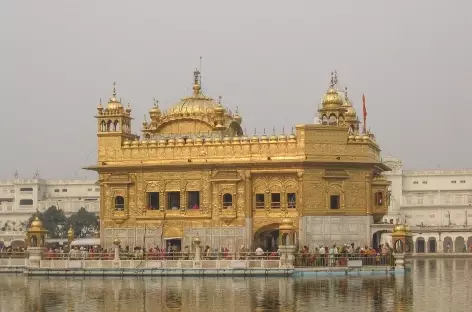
[113, 236, 121, 261]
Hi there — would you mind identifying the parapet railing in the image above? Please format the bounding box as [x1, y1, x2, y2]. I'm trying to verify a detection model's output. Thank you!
[294, 253, 395, 267]
[0, 252, 27, 259]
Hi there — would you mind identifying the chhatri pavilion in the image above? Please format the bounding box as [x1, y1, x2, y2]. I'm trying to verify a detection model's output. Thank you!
[85, 69, 390, 251]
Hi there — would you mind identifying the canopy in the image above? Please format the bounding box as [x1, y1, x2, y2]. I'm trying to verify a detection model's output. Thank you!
[70, 238, 101, 246]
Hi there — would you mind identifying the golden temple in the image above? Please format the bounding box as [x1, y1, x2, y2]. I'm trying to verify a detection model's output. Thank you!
[86, 69, 390, 250]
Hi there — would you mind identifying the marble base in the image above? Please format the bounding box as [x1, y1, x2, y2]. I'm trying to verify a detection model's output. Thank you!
[300, 215, 373, 248]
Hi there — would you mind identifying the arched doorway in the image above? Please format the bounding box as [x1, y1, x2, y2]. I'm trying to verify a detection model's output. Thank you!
[467, 236, 472, 252]
[254, 224, 280, 252]
[428, 237, 437, 253]
[372, 230, 388, 249]
[416, 237, 425, 253]
[443, 236, 453, 253]
[455, 236, 465, 252]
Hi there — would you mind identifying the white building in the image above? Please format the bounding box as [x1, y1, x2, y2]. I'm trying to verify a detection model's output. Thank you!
[0, 173, 99, 246]
[371, 157, 472, 253]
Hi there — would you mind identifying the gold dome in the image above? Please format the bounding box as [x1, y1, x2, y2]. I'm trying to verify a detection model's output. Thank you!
[322, 87, 343, 108]
[31, 217, 42, 228]
[149, 99, 161, 116]
[107, 82, 123, 109]
[393, 224, 406, 232]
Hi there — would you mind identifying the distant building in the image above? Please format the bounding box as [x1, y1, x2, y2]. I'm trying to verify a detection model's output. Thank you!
[0, 173, 99, 246]
[372, 157, 472, 253]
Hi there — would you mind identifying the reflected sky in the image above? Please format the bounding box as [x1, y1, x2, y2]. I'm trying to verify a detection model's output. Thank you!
[0, 259, 470, 312]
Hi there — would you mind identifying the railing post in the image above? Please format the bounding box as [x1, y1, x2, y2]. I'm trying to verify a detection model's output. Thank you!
[279, 246, 296, 269]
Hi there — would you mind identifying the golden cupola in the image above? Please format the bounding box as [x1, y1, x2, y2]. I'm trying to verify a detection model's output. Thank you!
[317, 71, 348, 126]
[107, 82, 123, 110]
[141, 69, 243, 137]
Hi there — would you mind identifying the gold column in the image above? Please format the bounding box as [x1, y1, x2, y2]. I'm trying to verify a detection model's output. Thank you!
[297, 171, 304, 213]
[245, 172, 252, 217]
[365, 172, 372, 214]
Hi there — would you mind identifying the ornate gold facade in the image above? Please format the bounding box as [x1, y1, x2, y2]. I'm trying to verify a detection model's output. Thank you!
[86, 70, 390, 249]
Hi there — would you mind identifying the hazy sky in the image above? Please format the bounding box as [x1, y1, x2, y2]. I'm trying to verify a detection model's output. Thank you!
[1, 1, 471, 180]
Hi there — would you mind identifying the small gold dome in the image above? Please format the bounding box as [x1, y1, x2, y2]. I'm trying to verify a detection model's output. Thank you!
[213, 136, 221, 144]
[251, 135, 259, 142]
[149, 138, 157, 145]
[232, 136, 241, 143]
[177, 137, 185, 145]
[31, 217, 42, 228]
[132, 139, 140, 146]
[195, 137, 203, 144]
[113, 236, 121, 246]
[234, 113, 242, 124]
[186, 137, 194, 145]
[278, 134, 287, 141]
[159, 138, 167, 146]
[167, 138, 175, 145]
[260, 134, 269, 142]
[269, 134, 278, 142]
[393, 224, 406, 232]
[288, 133, 296, 141]
[223, 136, 231, 143]
[123, 139, 131, 146]
[149, 101, 161, 116]
[322, 87, 343, 108]
[194, 235, 201, 244]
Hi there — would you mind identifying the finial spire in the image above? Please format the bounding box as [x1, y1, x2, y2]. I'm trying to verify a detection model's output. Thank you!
[218, 96, 222, 105]
[14, 170, 18, 179]
[345, 86, 348, 100]
[235, 106, 239, 114]
[112, 81, 116, 97]
[193, 68, 201, 85]
[329, 71, 338, 88]
[272, 127, 275, 135]
[153, 98, 159, 107]
[282, 126, 285, 134]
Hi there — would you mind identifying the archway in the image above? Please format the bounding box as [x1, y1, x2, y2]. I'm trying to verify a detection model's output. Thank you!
[372, 230, 389, 249]
[253, 224, 280, 252]
[428, 237, 437, 253]
[416, 237, 425, 253]
[443, 236, 453, 253]
[467, 236, 472, 252]
[454, 236, 465, 252]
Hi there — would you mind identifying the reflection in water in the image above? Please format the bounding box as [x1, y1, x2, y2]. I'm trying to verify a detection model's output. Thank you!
[0, 259, 471, 312]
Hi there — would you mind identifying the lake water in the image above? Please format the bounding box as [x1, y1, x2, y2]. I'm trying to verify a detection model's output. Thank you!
[0, 259, 470, 312]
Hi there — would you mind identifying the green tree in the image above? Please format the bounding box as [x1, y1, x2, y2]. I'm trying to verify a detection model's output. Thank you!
[27, 206, 68, 238]
[68, 207, 99, 238]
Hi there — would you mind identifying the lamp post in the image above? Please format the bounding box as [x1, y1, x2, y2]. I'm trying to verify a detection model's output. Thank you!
[113, 236, 121, 261]
[67, 226, 74, 245]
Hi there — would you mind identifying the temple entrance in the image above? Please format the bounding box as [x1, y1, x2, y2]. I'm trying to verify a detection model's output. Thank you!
[254, 224, 280, 252]
[165, 238, 182, 252]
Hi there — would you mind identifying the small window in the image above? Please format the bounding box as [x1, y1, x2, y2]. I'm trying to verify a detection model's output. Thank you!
[375, 192, 383, 206]
[255, 194, 265, 209]
[187, 191, 200, 209]
[95, 188, 100, 192]
[20, 187, 33, 192]
[87, 188, 93, 192]
[62, 189, 67, 192]
[114, 196, 125, 211]
[451, 180, 456, 184]
[422, 181, 427, 184]
[167, 192, 180, 210]
[147, 192, 159, 210]
[271, 193, 281, 208]
[287, 193, 296, 209]
[330, 195, 340, 209]
[223, 193, 233, 208]
[54, 189, 60, 192]
[413, 181, 418, 184]
[19, 199, 33, 205]
[389, 219, 394, 224]
[460, 180, 466, 183]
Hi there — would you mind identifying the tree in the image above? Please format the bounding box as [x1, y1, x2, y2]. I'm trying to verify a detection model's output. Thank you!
[27, 206, 68, 238]
[68, 207, 99, 238]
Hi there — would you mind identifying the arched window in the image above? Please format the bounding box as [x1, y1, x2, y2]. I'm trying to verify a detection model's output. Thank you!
[100, 120, 107, 132]
[375, 192, 383, 206]
[114, 196, 125, 211]
[113, 120, 120, 131]
[107, 120, 113, 131]
[222, 193, 233, 208]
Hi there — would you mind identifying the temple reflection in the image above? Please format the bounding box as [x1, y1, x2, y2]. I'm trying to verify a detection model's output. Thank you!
[0, 274, 414, 312]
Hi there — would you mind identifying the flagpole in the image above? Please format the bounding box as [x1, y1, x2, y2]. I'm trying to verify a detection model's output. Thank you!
[362, 94, 367, 134]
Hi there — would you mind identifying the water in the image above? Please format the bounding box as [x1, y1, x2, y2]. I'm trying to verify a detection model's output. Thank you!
[0, 259, 470, 312]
